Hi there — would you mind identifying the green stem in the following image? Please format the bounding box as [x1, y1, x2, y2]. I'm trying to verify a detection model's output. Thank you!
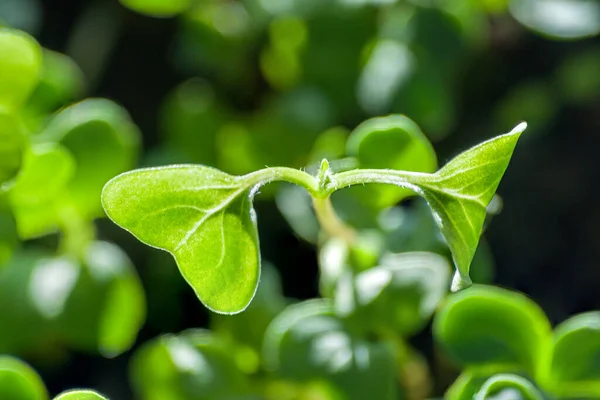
[242, 167, 321, 198]
[325, 168, 429, 195]
[312, 196, 356, 243]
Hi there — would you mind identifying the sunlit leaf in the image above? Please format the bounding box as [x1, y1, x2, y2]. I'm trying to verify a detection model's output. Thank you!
[544, 311, 600, 397]
[38, 98, 141, 219]
[412, 123, 526, 290]
[53, 390, 108, 400]
[0, 27, 42, 110]
[263, 300, 398, 400]
[8, 143, 75, 238]
[346, 114, 437, 209]
[119, 0, 191, 17]
[102, 165, 260, 314]
[130, 330, 252, 400]
[510, 0, 600, 40]
[433, 285, 552, 376]
[0, 356, 48, 400]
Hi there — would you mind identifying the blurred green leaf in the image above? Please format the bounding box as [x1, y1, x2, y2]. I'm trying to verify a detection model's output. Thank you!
[102, 165, 260, 314]
[8, 143, 75, 238]
[446, 370, 494, 400]
[510, 0, 600, 40]
[412, 123, 525, 290]
[0, 27, 42, 111]
[56, 241, 146, 357]
[0, 0, 42, 34]
[38, 98, 140, 219]
[210, 262, 287, 357]
[0, 243, 144, 356]
[263, 300, 399, 400]
[276, 184, 320, 243]
[160, 79, 228, 166]
[0, 250, 54, 353]
[23, 49, 85, 127]
[433, 285, 552, 375]
[346, 115, 437, 209]
[340, 251, 450, 337]
[474, 374, 543, 400]
[0, 111, 26, 186]
[545, 311, 600, 397]
[119, 0, 191, 17]
[130, 330, 252, 400]
[357, 40, 415, 115]
[494, 80, 557, 135]
[556, 47, 600, 104]
[53, 390, 108, 400]
[0, 356, 48, 400]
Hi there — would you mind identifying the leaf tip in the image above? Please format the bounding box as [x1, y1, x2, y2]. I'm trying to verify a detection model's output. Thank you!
[510, 121, 528, 136]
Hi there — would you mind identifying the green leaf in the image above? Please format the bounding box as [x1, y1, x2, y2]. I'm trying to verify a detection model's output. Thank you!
[346, 114, 437, 209]
[102, 165, 260, 314]
[0, 356, 48, 400]
[544, 311, 600, 397]
[130, 330, 252, 400]
[413, 122, 526, 290]
[7, 143, 75, 238]
[120, 0, 191, 17]
[0, 111, 26, 185]
[53, 390, 108, 400]
[340, 251, 451, 337]
[24, 49, 85, 122]
[433, 285, 552, 376]
[38, 98, 140, 219]
[0, 27, 42, 111]
[474, 374, 544, 400]
[0, 250, 54, 353]
[263, 300, 399, 400]
[57, 241, 146, 357]
[210, 262, 287, 354]
[510, 0, 600, 40]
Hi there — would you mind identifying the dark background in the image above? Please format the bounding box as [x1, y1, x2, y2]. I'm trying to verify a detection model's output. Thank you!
[5, 0, 600, 397]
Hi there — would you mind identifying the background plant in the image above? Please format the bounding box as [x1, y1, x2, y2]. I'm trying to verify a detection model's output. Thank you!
[1, 0, 600, 398]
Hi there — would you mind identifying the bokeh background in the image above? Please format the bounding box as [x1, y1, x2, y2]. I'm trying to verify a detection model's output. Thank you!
[2, 0, 600, 397]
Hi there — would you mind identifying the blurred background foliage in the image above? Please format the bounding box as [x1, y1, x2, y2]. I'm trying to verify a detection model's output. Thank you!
[1, 0, 600, 398]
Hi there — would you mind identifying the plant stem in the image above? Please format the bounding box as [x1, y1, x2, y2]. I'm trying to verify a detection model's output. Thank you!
[325, 168, 429, 195]
[312, 196, 356, 243]
[242, 167, 321, 198]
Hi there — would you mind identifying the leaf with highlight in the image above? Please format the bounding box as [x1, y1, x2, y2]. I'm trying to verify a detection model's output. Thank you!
[102, 165, 260, 314]
[413, 123, 526, 290]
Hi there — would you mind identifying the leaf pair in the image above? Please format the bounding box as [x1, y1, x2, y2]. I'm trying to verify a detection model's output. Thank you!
[102, 121, 526, 314]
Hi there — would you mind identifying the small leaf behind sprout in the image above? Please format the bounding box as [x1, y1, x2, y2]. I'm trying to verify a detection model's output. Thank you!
[412, 122, 526, 290]
[53, 390, 108, 400]
[101, 165, 260, 314]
